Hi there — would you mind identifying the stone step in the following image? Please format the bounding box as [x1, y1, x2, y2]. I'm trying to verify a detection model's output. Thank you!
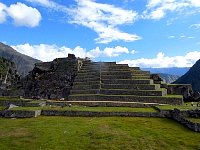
[77, 72, 100, 76]
[132, 74, 150, 76]
[100, 89, 167, 96]
[101, 79, 154, 84]
[68, 95, 183, 105]
[131, 70, 150, 74]
[101, 75, 132, 79]
[70, 89, 167, 96]
[82, 62, 104, 66]
[132, 76, 150, 79]
[101, 64, 128, 68]
[78, 70, 100, 74]
[101, 71, 131, 76]
[72, 84, 101, 90]
[80, 67, 100, 71]
[70, 89, 100, 94]
[130, 67, 140, 70]
[73, 81, 100, 85]
[64, 101, 161, 107]
[101, 69, 131, 72]
[74, 77, 100, 82]
[101, 66, 129, 70]
[75, 74, 100, 78]
[99, 62, 116, 66]
[101, 84, 160, 90]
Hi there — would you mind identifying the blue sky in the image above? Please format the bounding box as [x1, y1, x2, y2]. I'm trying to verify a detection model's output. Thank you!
[0, 0, 200, 68]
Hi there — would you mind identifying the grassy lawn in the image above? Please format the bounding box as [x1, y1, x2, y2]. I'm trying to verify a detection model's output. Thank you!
[0, 117, 199, 150]
[11, 106, 157, 112]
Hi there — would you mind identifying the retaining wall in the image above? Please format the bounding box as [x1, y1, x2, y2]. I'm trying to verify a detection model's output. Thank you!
[41, 110, 164, 117]
[47, 101, 161, 107]
[1, 110, 41, 118]
[171, 109, 200, 132]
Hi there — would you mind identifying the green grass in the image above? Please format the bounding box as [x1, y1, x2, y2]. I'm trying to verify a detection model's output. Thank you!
[11, 106, 157, 112]
[157, 102, 199, 111]
[0, 106, 6, 110]
[0, 117, 199, 150]
[28, 100, 45, 104]
[0, 97, 21, 101]
[11, 107, 42, 111]
[187, 118, 200, 124]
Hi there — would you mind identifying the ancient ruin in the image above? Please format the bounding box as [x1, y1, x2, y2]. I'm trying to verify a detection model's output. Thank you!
[6, 54, 193, 105]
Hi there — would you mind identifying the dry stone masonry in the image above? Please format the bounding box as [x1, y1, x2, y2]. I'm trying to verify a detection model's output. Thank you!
[9, 54, 190, 105]
[69, 60, 183, 105]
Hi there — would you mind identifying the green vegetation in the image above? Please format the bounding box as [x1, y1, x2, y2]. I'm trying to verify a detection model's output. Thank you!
[157, 102, 199, 111]
[11, 106, 157, 112]
[28, 100, 45, 104]
[0, 117, 199, 150]
[0, 57, 8, 76]
[0, 106, 6, 110]
[0, 97, 21, 101]
[187, 118, 200, 124]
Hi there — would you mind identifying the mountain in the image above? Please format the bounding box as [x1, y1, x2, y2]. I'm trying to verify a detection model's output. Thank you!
[159, 73, 180, 84]
[174, 59, 200, 92]
[0, 57, 20, 96]
[142, 67, 190, 76]
[0, 42, 41, 76]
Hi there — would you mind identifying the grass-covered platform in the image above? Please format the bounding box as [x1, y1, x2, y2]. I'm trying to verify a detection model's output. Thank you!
[0, 117, 199, 150]
[11, 106, 157, 112]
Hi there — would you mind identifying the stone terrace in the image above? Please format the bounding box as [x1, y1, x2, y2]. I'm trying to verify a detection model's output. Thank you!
[69, 61, 183, 105]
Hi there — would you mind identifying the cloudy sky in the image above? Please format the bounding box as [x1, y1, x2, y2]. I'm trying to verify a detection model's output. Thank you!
[0, 0, 200, 68]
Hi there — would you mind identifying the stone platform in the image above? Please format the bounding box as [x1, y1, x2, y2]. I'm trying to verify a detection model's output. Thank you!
[68, 61, 183, 105]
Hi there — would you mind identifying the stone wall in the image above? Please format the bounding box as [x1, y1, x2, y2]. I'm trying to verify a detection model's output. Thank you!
[0, 100, 45, 107]
[46, 100, 160, 107]
[170, 109, 200, 132]
[41, 110, 164, 117]
[161, 84, 193, 100]
[1, 110, 41, 118]
[10, 54, 85, 99]
[69, 95, 183, 105]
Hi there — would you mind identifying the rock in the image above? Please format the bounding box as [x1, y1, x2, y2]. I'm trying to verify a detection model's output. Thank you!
[11, 54, 86, 100]
[8, 104, 19, 109]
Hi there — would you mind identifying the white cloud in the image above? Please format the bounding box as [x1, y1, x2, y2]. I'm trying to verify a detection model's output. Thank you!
[189, 23, 200, 29]
[12, 44, 130, 62]
[190, 0, 200, 7]
[68, 0, 141, 43]
[144, 0, 200, 20]
[6, 2, 41, 27]
[26, 0, 53, 7]
[0, 3, 7, 23]
[27, 0, 141, 43]
[103, 46, 129, 57]
[0, 2, 41, 27]
[188, 36, 195, 39]
[119, 51, 200, 68]
[131, 50, 137, 54]
[168, 35, 175, 39]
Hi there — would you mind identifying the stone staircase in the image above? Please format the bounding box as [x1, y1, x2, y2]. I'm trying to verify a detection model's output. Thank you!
[68, 61, 183, 105]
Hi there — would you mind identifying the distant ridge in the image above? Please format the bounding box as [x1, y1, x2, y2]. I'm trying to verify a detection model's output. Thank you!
[0, 42, 42, 76]
[174, 59, 200, 92]
[142, 67, 190, 76]
[159, 73, 180, 84]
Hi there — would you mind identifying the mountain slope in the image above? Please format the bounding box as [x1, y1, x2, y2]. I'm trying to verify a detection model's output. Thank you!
[0, 42, 41, 76]
[142, 67, 190, 76]
[174, 59, 200, 92]
[159, 73, 180, 84]
[0, 57, 19, 88]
